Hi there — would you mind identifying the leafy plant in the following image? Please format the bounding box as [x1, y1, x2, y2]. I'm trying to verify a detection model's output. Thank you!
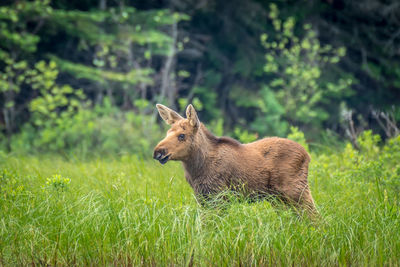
[287, 126, 309, 152]
[23, 61, 87, 151]
[261, 3, 353, 131]
[250, 86, 288, 137]
[11, 97, 162, 157]
[0, 169, 24, 198]
[0, 0, 51, 144]
[233, 127, 258, 143]
[43, 174, 71, 192]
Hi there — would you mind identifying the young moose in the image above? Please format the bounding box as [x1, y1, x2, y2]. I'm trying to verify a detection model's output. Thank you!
[153, 104, 316, 213]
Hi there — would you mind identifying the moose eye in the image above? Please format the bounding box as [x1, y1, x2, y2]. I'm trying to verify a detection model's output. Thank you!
[178, 134, 185, 141]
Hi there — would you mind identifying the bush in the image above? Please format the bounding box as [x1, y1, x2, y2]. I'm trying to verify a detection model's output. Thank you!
[287, 126, 309, 152]
[5, 61, 163, 157]
[10, 102, 163, 158]
[261, 3, 353, 134]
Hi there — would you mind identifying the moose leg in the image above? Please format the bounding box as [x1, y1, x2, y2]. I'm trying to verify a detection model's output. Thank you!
[297, 189, 318, 216]
[279, 181, 318, 217]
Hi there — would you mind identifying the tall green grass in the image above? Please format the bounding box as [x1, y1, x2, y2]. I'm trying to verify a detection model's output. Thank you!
[1, 133, 400, 265]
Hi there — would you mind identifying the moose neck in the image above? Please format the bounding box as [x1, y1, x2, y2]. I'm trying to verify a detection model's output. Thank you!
[182, 123, 216, 176]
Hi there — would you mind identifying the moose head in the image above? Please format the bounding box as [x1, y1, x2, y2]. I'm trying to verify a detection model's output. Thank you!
[153, 104, 200, 164]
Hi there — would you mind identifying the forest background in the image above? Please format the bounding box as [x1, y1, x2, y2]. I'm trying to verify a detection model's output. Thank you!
[1, 0, 399, 155]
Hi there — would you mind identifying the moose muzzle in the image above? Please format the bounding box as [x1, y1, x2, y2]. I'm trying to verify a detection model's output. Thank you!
[153, 148, 170, 165]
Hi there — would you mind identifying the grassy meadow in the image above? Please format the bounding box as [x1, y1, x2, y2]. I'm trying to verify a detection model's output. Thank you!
[1, 133, 400, 266]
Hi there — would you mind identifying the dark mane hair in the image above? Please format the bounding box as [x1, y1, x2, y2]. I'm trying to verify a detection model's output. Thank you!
[201, 123, 241, 146]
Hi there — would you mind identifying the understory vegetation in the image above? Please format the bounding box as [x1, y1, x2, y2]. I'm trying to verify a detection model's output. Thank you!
[1, 132, 399, 266]
[1, 0, 400, 149]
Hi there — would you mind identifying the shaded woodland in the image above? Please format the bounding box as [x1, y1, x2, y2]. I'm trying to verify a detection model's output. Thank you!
[1, 0, 399, 153]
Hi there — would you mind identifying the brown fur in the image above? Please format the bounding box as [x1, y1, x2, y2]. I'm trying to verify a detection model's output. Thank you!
[154, 104, 316, 214]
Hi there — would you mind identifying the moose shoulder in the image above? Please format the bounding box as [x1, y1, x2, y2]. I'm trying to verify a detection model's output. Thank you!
[153, 104, 316, 214]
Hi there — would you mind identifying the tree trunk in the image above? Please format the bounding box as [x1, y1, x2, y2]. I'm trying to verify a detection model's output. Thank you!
[160, 21, 178, 108]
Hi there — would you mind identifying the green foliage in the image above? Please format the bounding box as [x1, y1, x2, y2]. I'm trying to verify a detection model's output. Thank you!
[0, 45, 37, 137]
[250, 86, 288, 137]
[1, 57, 155, 156]
[43, 174, 71, 192]
[208, 118, 225, 137]
[0, 56, 30, 108]
[0, 0, 54, 139]
[314, 133, 400, 201]
[9, 60, 90, 151]
[0, 169, 24, 199]
[28, 61, 86, 126]
[382, 135, 400, 166]
[0, 0, 190, 151]
[0, 0, 399, 154]
[261, 4, 353, 130]
[381, 135, 400, 193]
[0, 1, 49, 53]
[357, 130, 381, 156]
[49, 56, 153, 85]
[178, 96, 203, 113]
[192, 85, 220, 121]
[46, 5, 188, 99]
[233, 127, 258, 143]
[11, 101, 162, 157]
[287, 126, 309, 152]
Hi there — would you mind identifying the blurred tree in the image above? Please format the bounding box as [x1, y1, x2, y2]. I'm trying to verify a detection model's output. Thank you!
[44, 2, 188, 108]
[0, 0, 50, 146]
[316, 0, 400, 104]
[315, 0, 400, 137]
[261, 3, 353, 134]
[1, 0, 400, 152]
[0, 0, 189, 149]
[27, 60, 87, 150]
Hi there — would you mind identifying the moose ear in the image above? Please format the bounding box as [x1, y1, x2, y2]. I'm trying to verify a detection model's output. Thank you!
[186, 104, 200, 128]
[156, 104, 183, 125]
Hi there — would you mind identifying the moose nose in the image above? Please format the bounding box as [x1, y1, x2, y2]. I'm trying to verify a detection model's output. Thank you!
[153, 149, 166, 160]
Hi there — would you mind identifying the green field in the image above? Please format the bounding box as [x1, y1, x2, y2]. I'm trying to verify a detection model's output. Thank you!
[1, 134, 400, 266]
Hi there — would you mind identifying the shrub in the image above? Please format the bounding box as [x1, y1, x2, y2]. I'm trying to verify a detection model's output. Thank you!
[11, 104, 162, 157]
[5, 61, 162, 157]
[0, 169, 24, 199]
[287, 126, 309, 152]
[261, 3, 353, 133]
[43, 174, 71, 192]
